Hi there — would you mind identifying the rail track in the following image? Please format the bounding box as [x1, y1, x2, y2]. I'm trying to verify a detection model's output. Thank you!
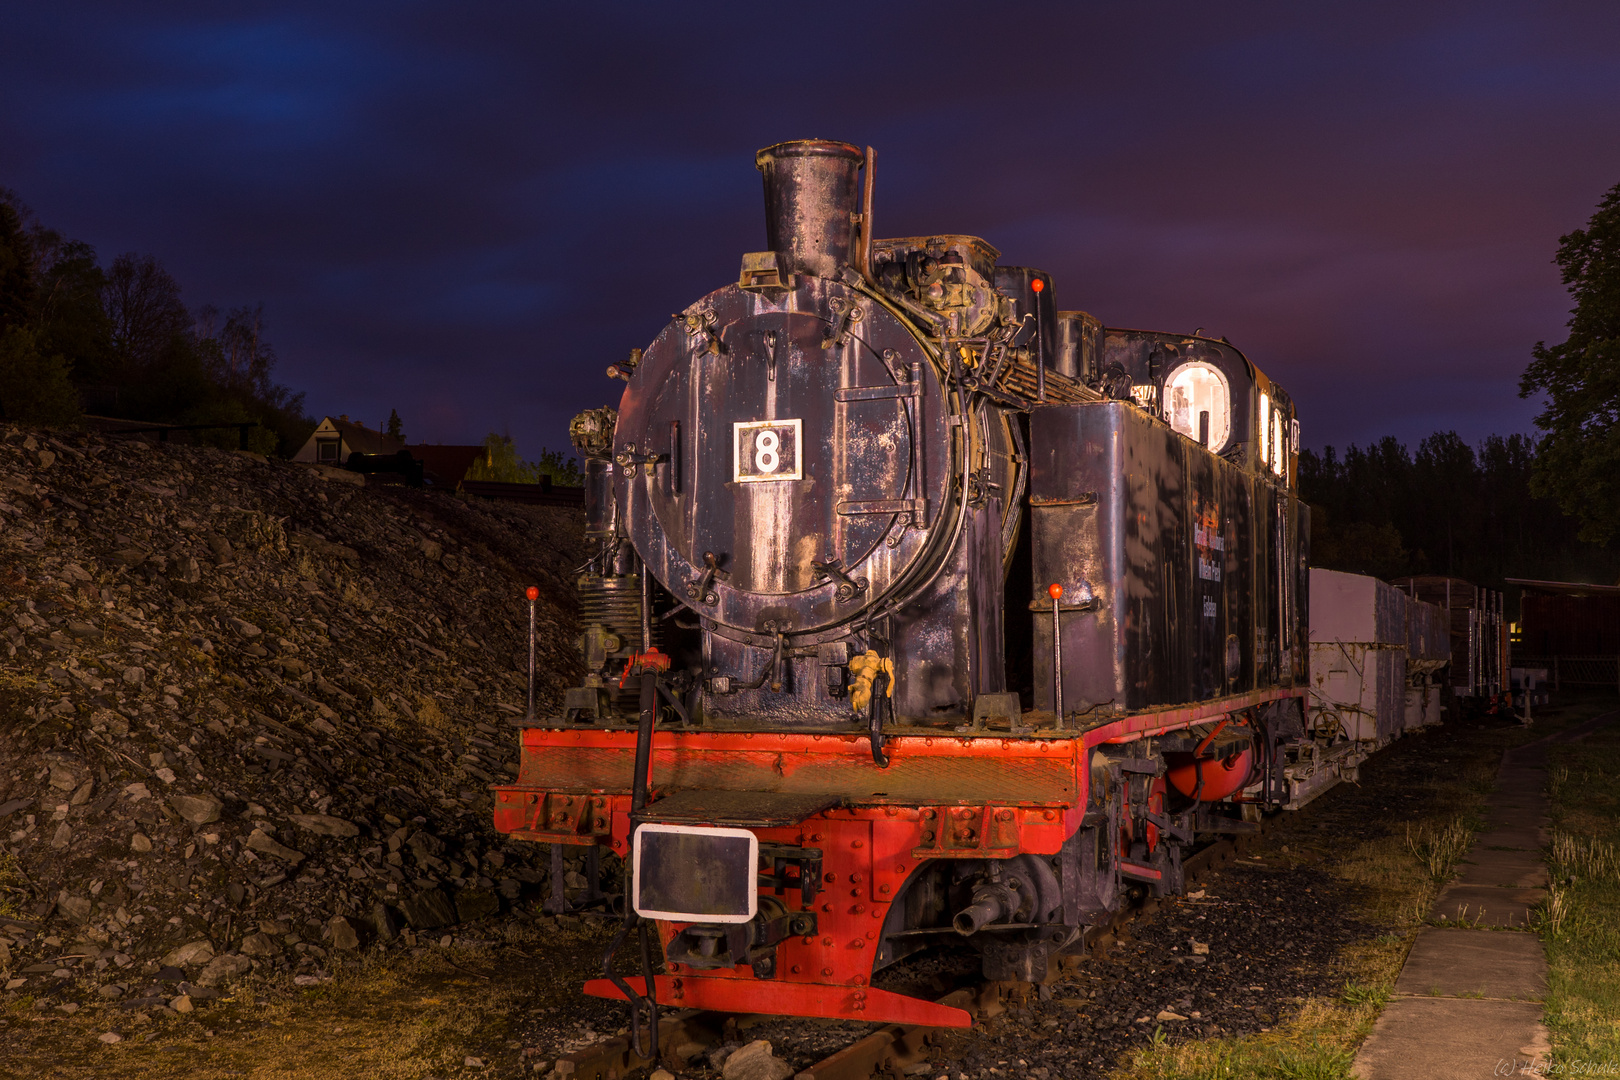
[550, 828, 1263, 1080]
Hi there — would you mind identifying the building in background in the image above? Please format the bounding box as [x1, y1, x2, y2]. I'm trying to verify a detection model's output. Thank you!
[293, 416, 488, 488]
[1508, 578, 1620, 657]
[292, 416, 404, 465]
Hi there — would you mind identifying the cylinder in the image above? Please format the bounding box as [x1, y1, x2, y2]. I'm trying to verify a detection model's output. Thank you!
[755, 139, 864, 280]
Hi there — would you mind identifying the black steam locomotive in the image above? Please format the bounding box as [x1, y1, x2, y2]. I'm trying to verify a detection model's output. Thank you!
[496, 139, 1309, 1031]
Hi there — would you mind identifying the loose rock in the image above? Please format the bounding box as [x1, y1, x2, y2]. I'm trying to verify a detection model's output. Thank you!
[722, 1040, 794, 1080]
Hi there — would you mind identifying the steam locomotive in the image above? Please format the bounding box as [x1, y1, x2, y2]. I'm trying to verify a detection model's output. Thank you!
[493, 139, 1315, 1033]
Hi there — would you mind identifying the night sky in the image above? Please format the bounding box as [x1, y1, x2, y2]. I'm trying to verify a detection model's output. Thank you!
[6, 2, 1620, 458]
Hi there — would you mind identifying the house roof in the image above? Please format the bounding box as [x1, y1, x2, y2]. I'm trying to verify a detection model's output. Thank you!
[409, 444, 487, 487]
[319, 416, 406, 457]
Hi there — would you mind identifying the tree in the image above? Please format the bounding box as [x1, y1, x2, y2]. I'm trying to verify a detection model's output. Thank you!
[0, 191, 38, 335]
[0, 326, 79, 426]
[465, 433, 583, 485]
[1521, 180, 1620, 545]
[386, 409, 404, 440]
[103, 253, 189, 369]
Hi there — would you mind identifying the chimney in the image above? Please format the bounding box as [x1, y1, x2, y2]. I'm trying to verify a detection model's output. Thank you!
[755, 139, 864, 280]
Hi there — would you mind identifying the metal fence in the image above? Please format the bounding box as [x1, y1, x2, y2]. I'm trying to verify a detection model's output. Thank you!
[1509, 655, 1620, 693]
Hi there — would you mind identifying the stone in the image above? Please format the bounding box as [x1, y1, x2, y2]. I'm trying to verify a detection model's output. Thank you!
[650, 1070, 675, 1080]
[113, 548, 148, 567]
[122, 666, 145, 686]
[99, 1032, 122, 1044]
[288, 813, 360, 838]
[372, 902, 399, 941]
[51, 823, 71, 848]
[48, 765, 78, 790]
[464, 1057, 485, 1068]
[154, 767, 177, 785]
[246, 828, 305, 864]
[722, 1040, 793, 1080]
[170, 795, 223, 824]
[1156, 1009, 1188, 1021]
[124, 782, 150, 802]
[56, 893, 92, 923]
[455, 887, 500, 923]
[196, 953, 252, 987]
[130, 832, 152, 852]
[171, 994, 194, 1013]
[398, 887, 458, 930]
[238, 932, 278, 958]
[98, 984, 125, 999]
[328, 916, 360, 950]
[161, 940, 215, 968]
[228, 617, 262, 638]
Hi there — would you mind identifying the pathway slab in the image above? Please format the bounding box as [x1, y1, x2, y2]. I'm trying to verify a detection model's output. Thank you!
[1431, 883, 1544, 927]
[1456, 849, 1549, 888]
[1351, 998, 1550, 1080]
[1393, 928, 1547, 1000]
[1468, 825, 1547, 851]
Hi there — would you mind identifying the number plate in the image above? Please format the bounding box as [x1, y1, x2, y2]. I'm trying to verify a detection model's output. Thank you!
[632, 823, 758, 923]
[734, 419, 802, 483]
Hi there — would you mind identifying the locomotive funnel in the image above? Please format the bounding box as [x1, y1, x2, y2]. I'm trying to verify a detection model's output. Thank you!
[756, 139, 865, 280]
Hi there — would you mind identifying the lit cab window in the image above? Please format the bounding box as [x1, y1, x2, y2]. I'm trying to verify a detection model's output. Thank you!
[1272, 409, 1286, 476]
[1163, 362, 1233, 452]
[1258, 392, 1270, 466]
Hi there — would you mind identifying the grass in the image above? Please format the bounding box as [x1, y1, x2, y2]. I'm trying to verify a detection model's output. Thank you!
[1112, 696, 1611, 1080]
[0, 910, 628, 1078]
[1542, 719, 1620, 1068]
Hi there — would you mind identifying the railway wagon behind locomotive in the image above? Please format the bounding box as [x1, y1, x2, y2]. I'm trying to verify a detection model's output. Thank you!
[494, 139, 1326, 1031]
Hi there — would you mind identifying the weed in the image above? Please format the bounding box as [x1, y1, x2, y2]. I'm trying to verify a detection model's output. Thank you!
[1340, 983, 1388, 1007]
[1549, 832, 1618, 886]
[0, 852, 24, 919]
[1404, 817, 1474, 880]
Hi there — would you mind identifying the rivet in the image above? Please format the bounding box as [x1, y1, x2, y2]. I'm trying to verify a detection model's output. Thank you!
[792, 965, 803, 974]
[1044, 810, 1056, 821]
[803, 936, 814, 945]
[824, 872, 837, 883]
[853, 904, 866, 914]
[822, 903, 833, 913]
[879, 884, 891, 895]
[822, 967, 834, 976]
[851, 939, 865, 948]
[865, 931, 875, 940]
[851, 839, 864, 849]
[850, 873, 863, 883]
[894, 864, 906, 873]
[823, 937, 834, 946]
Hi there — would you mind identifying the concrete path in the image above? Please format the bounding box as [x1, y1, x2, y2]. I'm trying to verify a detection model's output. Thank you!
[1352, 711, 1616, 1080]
